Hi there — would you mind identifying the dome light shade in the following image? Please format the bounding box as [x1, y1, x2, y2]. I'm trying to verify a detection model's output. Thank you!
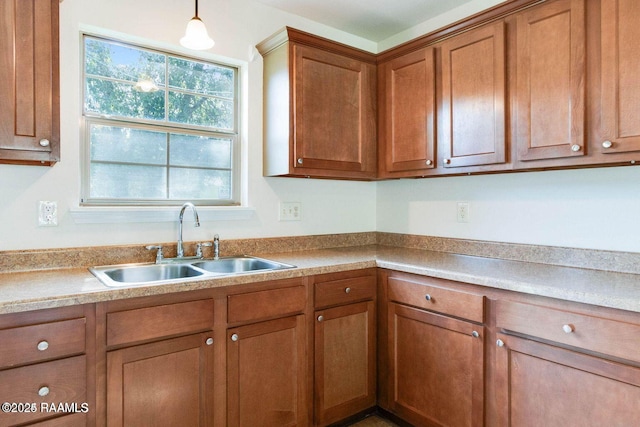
[180, 17, 215, 50]
[180, 0, 214, 50]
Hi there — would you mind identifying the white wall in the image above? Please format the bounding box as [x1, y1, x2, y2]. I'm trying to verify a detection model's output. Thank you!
[377, 167, 640, 253]
[1, 0, 638, 254]
[0, 0, 377, 251]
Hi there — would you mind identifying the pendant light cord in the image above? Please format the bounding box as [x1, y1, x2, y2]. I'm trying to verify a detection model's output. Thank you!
[195, 0, 199, 18]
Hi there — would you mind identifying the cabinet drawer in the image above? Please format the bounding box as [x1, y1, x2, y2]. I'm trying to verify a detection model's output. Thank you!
[315, 275, 375, 308]
[0, 318, 86, 369]
[107, 299, 214, 347]
[496, 300, 640, 364]
[228, 285, 306, 324]
[0, 356, 86, 426]
[388, 276, 484, 323]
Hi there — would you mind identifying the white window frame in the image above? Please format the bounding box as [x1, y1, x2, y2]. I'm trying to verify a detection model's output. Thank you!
[80, 34, 241, 207]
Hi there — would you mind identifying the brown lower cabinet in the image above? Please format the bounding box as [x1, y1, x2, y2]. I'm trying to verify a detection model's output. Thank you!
[227, 315, 308, 427]
[495, 333, 640, 427]
[387, 303, 485, 427]
[226, 280, 309, 427]
[106, 333, 215, 426]
[3, 268, 640, 426]
[0, 305, 93, 427]
[312, 268, 377, 426]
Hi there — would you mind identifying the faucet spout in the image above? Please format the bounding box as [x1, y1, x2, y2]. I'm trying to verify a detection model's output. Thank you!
[177, 202, 200, 258]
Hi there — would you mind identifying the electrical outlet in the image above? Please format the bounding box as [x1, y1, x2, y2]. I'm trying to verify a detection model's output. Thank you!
[279, 202, 301, 221]
[38, 201, 58, 226]
[457, 202, 469, 223]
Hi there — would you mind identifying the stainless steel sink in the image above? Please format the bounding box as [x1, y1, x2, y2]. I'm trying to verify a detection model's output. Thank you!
[90, 256, 295, 287]
[91, 263, 206, 287]
[192, 256, 295, 274]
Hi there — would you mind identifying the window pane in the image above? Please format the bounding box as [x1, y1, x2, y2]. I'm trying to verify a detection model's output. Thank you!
[82, 35, 239, 205]
[168, 92, 234, 130]
[168, 57, 234, 98]
[90, 125, 168, 164]
[90, 163, 167, 199]
[170, 168, 232, 200]
[85, 78, 165, 120]
[170, 134, 231, 169]
[85, 37, 165, 85]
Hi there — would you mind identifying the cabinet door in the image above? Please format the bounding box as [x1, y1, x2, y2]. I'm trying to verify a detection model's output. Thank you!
[516, 0, 586, 161]
[227, 315, 308, 427]
[600, 0, 640, 154]
[314, 301, 376, 426]
[292, 44, 376, 178]
[387, 303, 485, 427]
[379, 47, 436, 176]
[0, 0, 59, 165]
[495, 333, 640, 426]
[440, 21, 506, 168]
[106, 333, 215, 427]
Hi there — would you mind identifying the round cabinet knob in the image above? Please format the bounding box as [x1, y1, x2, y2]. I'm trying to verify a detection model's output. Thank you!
[205, 337, 214, 346]
[424, 294, 432, 302]
[602, 140, 613, 149]
[38, 386, 50, 397]
[471, 331, 480, 338]
[571, 144, 582, 152]
[37, 341, 49, 351]
[444, 158, 451, 165]
[297, 158, 303, 165]
[496, 339, 505, 347]
[344, 287, 351, 294]
[426, 160, 433, 166]
[562, 324, 574, 334]
[230, 333, 239, 342]
[317, 315, 324, 322]
[39, 139, 50, 147]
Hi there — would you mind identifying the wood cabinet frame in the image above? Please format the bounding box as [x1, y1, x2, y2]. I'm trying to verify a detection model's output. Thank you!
[0, 0, 60, 165]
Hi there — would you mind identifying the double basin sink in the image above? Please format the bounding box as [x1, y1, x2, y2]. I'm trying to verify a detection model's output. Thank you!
[90, 256, 296, 287]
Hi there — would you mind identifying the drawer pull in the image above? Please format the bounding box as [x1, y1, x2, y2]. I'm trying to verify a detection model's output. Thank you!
[425, 294, 432, 302]
[496, 339, 505, 347]
[317, 315, 324, 322]
[37, 341, 49, 351]
[230, 333, 239, 342]
[344, 287, 351, 294]
[38, 386, 50, 397]
[471, 331, 480, 338]
[562, 324, 574, 334]
[205, 337, 214, 346]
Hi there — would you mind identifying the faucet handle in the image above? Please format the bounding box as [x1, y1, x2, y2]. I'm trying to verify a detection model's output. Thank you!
[146, 245, 164, 263]
[213, 234, 220, 260]
[196, 241, 213, 258]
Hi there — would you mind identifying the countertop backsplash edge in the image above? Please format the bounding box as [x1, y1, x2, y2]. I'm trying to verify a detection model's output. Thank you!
[1, 231, 639, 275]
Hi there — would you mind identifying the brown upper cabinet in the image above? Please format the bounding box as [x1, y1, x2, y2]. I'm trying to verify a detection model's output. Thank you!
[258, 0, 640, 180]
[514, 0, 586, 163]
[257, 27, 377, 180]
[0, 0, 60, 166]
[599, 0, 640, 156]
[439, 21, 508, 170]
[378, 47, 436, 178]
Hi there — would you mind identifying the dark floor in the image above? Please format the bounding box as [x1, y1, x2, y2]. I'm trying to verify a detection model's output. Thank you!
[348, 415, 399, 427]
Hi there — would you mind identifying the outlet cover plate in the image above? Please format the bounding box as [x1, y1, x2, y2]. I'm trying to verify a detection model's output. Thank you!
[38, 201, 58, 226]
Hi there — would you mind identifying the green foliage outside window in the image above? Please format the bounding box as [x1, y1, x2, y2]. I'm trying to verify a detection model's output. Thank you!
[82, 36, 238, 205]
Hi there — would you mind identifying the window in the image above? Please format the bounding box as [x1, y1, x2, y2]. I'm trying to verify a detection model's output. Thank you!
[81, 35, 239, 206]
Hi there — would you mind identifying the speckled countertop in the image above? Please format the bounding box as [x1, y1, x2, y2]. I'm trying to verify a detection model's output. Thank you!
[1, 244, 639, 315]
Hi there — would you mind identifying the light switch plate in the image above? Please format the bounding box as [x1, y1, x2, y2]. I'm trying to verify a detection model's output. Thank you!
[279, 202, 301, 221]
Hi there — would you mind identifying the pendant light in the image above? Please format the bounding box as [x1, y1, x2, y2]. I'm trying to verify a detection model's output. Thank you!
[180, 0, 215, 50]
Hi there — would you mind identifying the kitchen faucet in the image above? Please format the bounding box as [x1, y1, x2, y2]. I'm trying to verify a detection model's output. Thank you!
[177, 202, 200, 258]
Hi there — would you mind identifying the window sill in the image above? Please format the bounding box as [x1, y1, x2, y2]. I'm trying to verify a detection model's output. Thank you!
[69, 206, 255, 224]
